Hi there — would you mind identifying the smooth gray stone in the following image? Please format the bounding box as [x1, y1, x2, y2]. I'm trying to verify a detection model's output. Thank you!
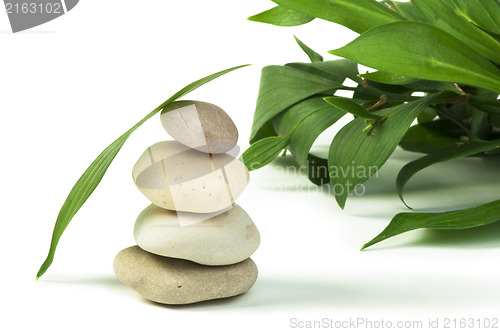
[114, 246, 258, 305]
[134, 204, 260, 265]
[161, 100, 238, 154]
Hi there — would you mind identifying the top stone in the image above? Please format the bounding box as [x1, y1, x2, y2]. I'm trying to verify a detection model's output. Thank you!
[161, 100, 238, 154]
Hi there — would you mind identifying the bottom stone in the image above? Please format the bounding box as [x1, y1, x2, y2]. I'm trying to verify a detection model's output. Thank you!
[113, 246, 258, 305]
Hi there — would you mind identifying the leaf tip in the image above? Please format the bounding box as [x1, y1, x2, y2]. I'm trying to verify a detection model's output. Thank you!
[335, 196, 347, 210]
[403, 201, 414, 210]
[328, 46, 351, 60]
[247, 13, 262, 23]
[397, 190, 414, 210]
[361, 239, 377, 250]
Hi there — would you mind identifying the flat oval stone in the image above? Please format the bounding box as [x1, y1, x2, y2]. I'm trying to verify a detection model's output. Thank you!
[134, 204, 260, 265]
[114, 246, 258, 305]
[160, 100, 238, 154]
[133, 141, 249, 213]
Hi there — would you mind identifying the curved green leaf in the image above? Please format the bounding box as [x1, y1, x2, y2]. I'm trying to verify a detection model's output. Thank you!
[397, 138, 500, 208]
[362, 199, 500, 250]
[248, 5, 314, 27]
[307, 154, 330, 186]
[360, 71, 418, 85]
[412, 0, 500, 64]
[324, 96, 383, 119]
[240, 135, 290, 171]
[383, 1, 426, 22]
[416, 107, 437, 124]
[271, 0, 403, 33]
[36, 64, 249, 280]
[400, 121, 465, 154]
[250, 63, 347, 143]
[451, 0, 500, 35]
[329, 94, 436, 209]
[294, 36, 323, 62]
[275, 96, 345, 165]
[330, 21, 500, 93]
[286, 59, 361, 84]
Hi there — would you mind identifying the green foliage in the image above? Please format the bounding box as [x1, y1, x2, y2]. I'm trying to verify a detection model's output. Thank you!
[250, 60, 351, 143]
[247, 0, 500, 249]
[362, 199, 500, 250]
[240, 135, 290, 171]
[269, 0, 403, 33]
[247, 5, 314, 27]
[330, 21, 500, 93]
[36, 65, 249, 279]
[294, 36, 323, 62]
[329, 95, 436, 208]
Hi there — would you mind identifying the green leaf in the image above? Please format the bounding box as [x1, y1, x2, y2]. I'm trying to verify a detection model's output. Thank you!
[323, 96, 383, 120]
[411, 0, 500, 64]
[362, 199, 500, 250]
[416, 107, 437, 124]
[248, 5, 314, 27]
[286, 59, 361, 84]
[470, 108, 492, 140]
[250, 63, 347, 143]
[353, 84, 418, 104]
[307, 154, 330, 186]
[330, 21, 500, 94]
[396, 139, 500, 208]
[360, 71, 418, 85]
[271, 0, 403, 33]
[294, 36, 323, 62]
[400, 121, 465, 154]
[329, 94, 436, 208]
[275, 96, 345, 165]
[491, 114, 500, 128]
[36, 64, 249, 280]
[240, 136, 290, 171]
[383, 1, 426, 22]
[404, 80, 461, 94]
[451, 0, 500, 35]
[475, 25, 500, 44]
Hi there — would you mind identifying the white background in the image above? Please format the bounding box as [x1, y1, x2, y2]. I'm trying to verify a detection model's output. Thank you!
[2, 1, 500, 331]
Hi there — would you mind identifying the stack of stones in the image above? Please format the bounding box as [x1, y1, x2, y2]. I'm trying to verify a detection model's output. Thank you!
[113, 101, 260, 305]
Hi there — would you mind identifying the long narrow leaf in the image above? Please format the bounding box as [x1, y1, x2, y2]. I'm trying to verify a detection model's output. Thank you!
[275, 96, 345, 165]
[359, 71, 418, 85]
[272, 0, 403, 33]
[250, 64, 346, 143]
[294, 36, 323, 63]
[330, 21, 500, 93]
[362, 199, 500, 250]
[384, 1, 426, 21]
[328, 94, 436, 208]
[36, 64, 249, 279]
[412, 0, 500, 64]
[248, 5, 314, 27]
[396, 139, 500, 207]
[399, 121, 464, 154]
[286, 60, 361, 84]
[324, 96, 383, 119]
[451, 0, 500, 34]
[307, 154, 330, 186]
[240, 136, 290, 171]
